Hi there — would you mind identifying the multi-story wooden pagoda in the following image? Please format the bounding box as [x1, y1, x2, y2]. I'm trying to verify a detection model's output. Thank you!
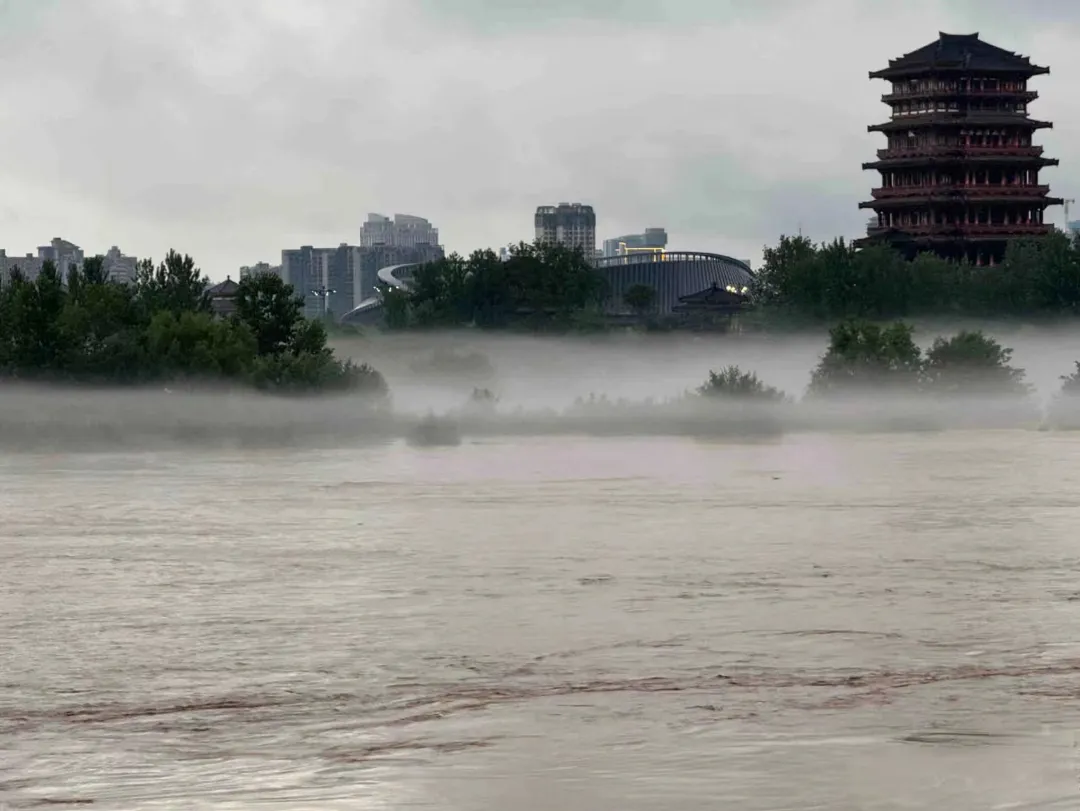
[858, 32, 1062, 264]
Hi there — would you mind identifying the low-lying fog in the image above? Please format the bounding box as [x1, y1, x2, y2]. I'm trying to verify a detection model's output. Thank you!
[3, 321, 1080, 451]
[333, 321, 1080, 412]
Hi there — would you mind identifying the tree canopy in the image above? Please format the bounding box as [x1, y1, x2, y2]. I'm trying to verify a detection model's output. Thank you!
[381, 239, 607, 330]
[0, 255, 385, 397]
[755, 232, 1080, 320]
[808, 319, 1031, 398]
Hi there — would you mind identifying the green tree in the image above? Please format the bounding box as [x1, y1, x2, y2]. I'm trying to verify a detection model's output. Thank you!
[3, 260, 70, 377]
[697, 366, 788, 401]
[623, 283, 657, 317]
[134, 250, 209, 316]
[1060, 361, 1080, 396]
[807, 319, 923, 396]
[386, 239, 606, 330]
[143, 310, 258, 381]
[233, 273, 304, 355]
[922, 331, 1029, 396]
[381, 285, 411, 329]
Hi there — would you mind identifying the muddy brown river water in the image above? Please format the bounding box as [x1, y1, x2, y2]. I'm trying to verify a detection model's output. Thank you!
[3, 431, 1080, 809]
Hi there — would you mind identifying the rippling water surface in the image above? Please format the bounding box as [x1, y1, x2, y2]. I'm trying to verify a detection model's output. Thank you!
[4, 432, 1080, 809]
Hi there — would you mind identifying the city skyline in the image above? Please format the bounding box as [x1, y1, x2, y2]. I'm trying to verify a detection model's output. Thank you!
[2, 1, 1079, 274]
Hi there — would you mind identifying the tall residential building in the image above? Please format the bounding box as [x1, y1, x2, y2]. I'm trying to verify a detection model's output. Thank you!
[104, 246, 139, 283]
[0, 240, 140, 284]
[535, 203, 596, 253]
[0, 236, 83, 282]
[1067, 220, 1080, 236]
[38, 237, 84, 276]
[0, 250, 43, 282]
[602, 227, 668, 258]
[281, 246, 333, 319]
[360, 213, 440, 249]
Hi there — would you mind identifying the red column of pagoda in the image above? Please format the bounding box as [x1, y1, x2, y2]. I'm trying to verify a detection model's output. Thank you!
[857, 32, 1063, 265]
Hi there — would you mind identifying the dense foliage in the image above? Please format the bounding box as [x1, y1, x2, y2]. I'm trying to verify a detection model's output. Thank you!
[754, 232, 1080, 320]
[808, 320, 1031, 398]
[382, 240, 607, 329]
[0, 254, 385, 396]
[697, 366, 789, 401]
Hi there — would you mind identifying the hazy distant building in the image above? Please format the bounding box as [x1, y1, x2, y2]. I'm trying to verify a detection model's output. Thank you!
[1068, 220, 1080, 236]
[535, 203, 596, 253]
[360, 213, 440, 249]
[281, 246, 333, 319]
[38, 237, 84, 276]
[0, 250, 43, 282]
[0, 236, 83, 282]
[282, 243, 444, 319]
[104, 246, 139, 283]
[239, 261, 282, 281]
[602, 228, 668, 258]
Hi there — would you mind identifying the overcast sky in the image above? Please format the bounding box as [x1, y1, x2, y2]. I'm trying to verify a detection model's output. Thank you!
[2, 0, 1079, 277]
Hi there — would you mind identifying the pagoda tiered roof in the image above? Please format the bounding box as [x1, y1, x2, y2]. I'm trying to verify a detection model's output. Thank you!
[869, 33, 1049, 80]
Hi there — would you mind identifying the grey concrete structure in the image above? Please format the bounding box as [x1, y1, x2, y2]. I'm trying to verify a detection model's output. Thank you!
[593, 251, 754, 316]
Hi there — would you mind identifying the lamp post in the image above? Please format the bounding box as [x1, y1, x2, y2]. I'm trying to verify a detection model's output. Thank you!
[310, 286, 336, 320]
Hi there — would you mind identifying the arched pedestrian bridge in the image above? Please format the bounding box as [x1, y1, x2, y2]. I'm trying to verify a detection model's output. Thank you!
[340, 263, 421, 325]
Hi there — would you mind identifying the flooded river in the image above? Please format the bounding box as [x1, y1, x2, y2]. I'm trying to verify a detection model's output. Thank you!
[4, 431, 1080, 809]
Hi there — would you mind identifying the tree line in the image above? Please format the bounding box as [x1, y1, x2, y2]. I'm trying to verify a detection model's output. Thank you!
[381, 240, 608, 330]
[384, 232, 1080, 331]
[0, 252, 385, 395]
[753, 232, 1080, 320]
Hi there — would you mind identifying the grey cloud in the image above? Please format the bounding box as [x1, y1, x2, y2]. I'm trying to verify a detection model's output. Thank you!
[409, 0, 799, 31]
[0, 0, 1077, 275]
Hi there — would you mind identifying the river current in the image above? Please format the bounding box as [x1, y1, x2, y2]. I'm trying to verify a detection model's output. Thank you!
[4, 431, 1080, 809]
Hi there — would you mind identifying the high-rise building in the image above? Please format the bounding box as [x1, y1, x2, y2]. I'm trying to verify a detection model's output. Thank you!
[0, 250, 44, 282]
[535, 203, 596, 253]
[858, 32, 1062, 264]
[0, 239, 140, 284]
[602, 227, 668, 258]
[360, 213, 440, 249]
[37, 237, 84, 276]
[0, 236, 84, 282]
[281, 246, 333, 319]
[104, 246, 139, 283]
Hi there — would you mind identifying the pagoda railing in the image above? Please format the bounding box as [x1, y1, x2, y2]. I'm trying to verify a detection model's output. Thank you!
[882, 89, 1038, 103]
[867, 223, 1052, 238]
[870, 184, 1050, 199]
[875, 145, 1045, 160]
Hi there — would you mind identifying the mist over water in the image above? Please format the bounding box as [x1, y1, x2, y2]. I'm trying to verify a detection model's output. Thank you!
[333, 322, 1080, 412]
[5, 325, 1080, 809]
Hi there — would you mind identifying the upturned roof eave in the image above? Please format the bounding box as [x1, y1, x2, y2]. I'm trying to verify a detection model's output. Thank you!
[870, 63, 1049, 80]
